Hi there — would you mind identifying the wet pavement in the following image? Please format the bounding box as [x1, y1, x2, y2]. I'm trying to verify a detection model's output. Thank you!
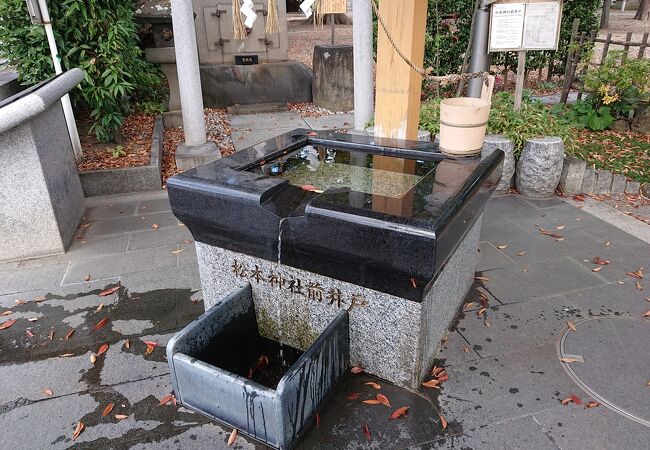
[1, 188, 649, 448]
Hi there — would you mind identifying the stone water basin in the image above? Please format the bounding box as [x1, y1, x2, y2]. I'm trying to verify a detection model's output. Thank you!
[167, 283, 349, 449]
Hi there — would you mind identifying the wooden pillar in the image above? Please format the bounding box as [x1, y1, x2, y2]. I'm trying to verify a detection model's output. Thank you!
[372, 0, 428, 216]
[373, 0, 428, 141]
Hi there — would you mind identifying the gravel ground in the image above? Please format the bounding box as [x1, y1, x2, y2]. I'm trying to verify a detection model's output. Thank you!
[287, 18, 353, 68]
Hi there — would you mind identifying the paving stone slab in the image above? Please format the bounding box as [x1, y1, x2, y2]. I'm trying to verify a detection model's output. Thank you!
[483, 195, 538, 219]
[479, 256, 606, 304]
[119, 265, 202, 293]
[567, 242, 650, 283]
[83, 201, 140, 221]
[80, 211, 180, 239]
[533, 404, 650, 449]
[456, 295, 584, 359]
[136, 197, 171, 214]
[560, 278, 649, 319]
[519, 197, 567, 208]
[302, 113, 355, 130]
[231, 127, 298, 151]
[435, 329, 481, 366]
[228, 111, 308, 129]
[412, 416, 558, 449]
[498, 203, 600, 233]
[127, 226, 192, 252]
[437, 344, 576, 428]
[479, 217, 530, 243]
[560, 317, 650, 421]
[476, 242, 517, 272]
[177, 242, 198, 267]
[298, 372, 447, 449]
[63, 246, 179, 285]
[0, 262, 68, 295]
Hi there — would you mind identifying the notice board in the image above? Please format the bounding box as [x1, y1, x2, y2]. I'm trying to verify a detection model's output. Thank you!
[320, 0, 347, 14]
[489, 1, 562, 52]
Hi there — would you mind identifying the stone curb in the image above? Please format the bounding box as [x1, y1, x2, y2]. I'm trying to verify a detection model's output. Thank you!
[78, 116, 164, 197]
[559, 154, 641, 197]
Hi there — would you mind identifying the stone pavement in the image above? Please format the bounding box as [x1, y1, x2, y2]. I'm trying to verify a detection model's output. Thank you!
[1, 187, 649, 448]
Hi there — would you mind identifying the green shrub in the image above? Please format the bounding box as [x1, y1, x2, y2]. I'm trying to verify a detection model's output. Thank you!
[583, 50, 650, 117]
[419, 92, 575, 157]
[552, 97, 614, 131]
[0, 0, 165, 142]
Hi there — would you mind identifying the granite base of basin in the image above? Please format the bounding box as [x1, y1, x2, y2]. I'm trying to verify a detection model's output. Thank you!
[196, 214, 482, 389]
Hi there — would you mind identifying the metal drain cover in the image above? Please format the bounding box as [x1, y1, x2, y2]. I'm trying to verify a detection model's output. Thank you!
[558, 317, 650, 427]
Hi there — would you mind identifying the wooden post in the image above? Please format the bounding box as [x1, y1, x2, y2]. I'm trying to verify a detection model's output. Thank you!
[623, 31, 633, 59]
[560, 18, 580, 104]
[638, 32, 649, 59]
[330, 14, 335, 44]
[600, 33, 612, 65]
[514, 51, 526, 111]
[373, 0, 428, 216]
[374, 0, 428, 141]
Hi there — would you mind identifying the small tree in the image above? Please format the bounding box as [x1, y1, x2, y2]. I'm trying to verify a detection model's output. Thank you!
[0, 0, 164, 143]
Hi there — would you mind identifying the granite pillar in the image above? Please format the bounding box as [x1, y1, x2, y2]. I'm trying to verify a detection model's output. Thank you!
[170, 0, 219, 170]
[353, 0, 374, 129]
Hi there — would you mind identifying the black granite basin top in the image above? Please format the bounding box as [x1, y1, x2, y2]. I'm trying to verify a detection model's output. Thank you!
[168, 129, 503, 301]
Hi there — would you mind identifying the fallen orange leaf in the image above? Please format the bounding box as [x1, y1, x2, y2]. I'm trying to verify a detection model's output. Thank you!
[464, 302, 476, 310]
[96, 303, 104, 313]
[496, 244, 508, 249]
[90, 354, 97, 364]
[102, 403, 114, 417]
[72, 421, 84, 440]
[145, 344, 155, 355]
[97, 343, 109, 355]
[410, 277, 417, 288]
[99, 286, 120, 297]
[584, 401, 600, 408]
[351, 366, 364, 374]
[0, 319, 16, 330]
[25, 330, 34, 337]
[363, 399, 381, 405]
[48, 329, 54, 340]
[439, 413, 448, 430]
[431, 366, 444, 376]
[143, 340, 159, 348]
[437, 371, 449, 382]
[365, 382, 381, 390]
[422, 379, 441, 389]
[560, 357, 579, 363]
[43, 388, 53, 397]
[477, 307, 487, 317]
[93, 317, 109, 331]
[376, 394, 391, 407]
[389, 406, 409, 420]
[642, 310, 650, 318]
[124, 339, 130, 350]
[151, 224, 160, 230]
[474, 276, 490, 282]
[65, 328, 75, 340]
[347, 392, 360, 400]
[0, 311, 13, 316]
[227, 428, 238, 447]
[159, 394, 174, 406]
[567, 321, 577, 332]
[517, 250, 527, 256]
[115, 414, 128, 420]
[636, 281, 643, 291]
[592, 266, 602, 272]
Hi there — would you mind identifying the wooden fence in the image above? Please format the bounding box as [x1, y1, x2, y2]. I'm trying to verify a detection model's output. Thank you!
[560, 18, 649, 103]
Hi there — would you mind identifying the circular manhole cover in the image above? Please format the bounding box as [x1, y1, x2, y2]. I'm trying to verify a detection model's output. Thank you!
[557, 317, 650, 427]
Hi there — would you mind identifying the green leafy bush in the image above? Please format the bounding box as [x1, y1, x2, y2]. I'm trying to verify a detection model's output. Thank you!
[583, 51, 650, 117]
[552, 97, 614, 131]
[419, 92, 575, 157]
[0, 0, 165, 142]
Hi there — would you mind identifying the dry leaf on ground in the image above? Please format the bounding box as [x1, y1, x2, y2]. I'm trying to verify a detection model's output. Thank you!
[42, 388, 53, 397]
[97, 343, 109, 355]
[115, 414, 128, 420]
[227, 429, 238, 447]
[0, 319, 16, 330]
[99, 286, 120, 297]
[474, 276, 489, 282]
[159, 394, 174, 406]
[365, 382, 381, 390]
[389, 406, 409, 420]
[567, 321, 577, 332]
[439, 413, 448, 430]
[102, 403, 114, 417]
[584, 401, 600, 408]
[422, 379, 441, 389]
[351, 366, 364, 374]
[93, 317, 109, 330]
[560, 357, 579, 363]
[72, 421, 85, 440]
[65, 328, 75, 340]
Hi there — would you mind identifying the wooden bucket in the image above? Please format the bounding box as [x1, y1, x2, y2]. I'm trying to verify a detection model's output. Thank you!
[439, 97, 491, 156]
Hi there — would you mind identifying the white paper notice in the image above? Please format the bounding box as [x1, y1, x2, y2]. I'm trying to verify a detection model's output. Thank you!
[490, 3, 525, 50]
[523, 2, 561, 49]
